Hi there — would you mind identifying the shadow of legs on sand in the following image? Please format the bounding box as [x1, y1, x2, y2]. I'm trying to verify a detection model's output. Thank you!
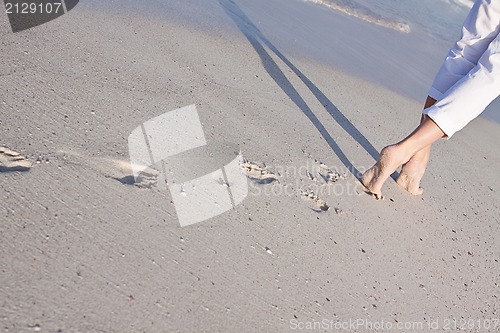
[219, 0, 388, 180]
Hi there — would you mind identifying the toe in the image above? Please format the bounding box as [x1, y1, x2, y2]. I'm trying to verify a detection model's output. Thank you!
[411, 187, 424, 196]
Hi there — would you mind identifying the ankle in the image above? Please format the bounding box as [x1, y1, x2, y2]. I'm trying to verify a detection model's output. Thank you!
[389, 143, 414, 165]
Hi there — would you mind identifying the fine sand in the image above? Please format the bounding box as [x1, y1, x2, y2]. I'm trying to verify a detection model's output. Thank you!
[1, 0, 499, 332]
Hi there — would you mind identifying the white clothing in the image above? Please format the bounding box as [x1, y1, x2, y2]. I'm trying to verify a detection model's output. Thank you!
[424, 0, 500, 137]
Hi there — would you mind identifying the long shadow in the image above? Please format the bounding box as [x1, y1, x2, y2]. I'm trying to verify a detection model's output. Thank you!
[219, 0, 392, 180]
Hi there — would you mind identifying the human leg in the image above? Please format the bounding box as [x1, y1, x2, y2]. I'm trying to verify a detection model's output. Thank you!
[362, 1, 500, 198]
[396, 96, 436, 195]
[365, 33, 500, 198]
[396, 0, 500, 195]
[362, 117, 445, 198]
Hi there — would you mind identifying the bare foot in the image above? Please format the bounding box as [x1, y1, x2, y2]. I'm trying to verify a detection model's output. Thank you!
[361, 145, 406, 199]
[397, 155, 427, 195]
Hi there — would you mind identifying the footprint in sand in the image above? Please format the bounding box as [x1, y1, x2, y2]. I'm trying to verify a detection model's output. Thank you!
[241, 159, 348, 213]
[113, 162, 161, 189]
[57, 149, 160, 188]
[241, 161, 279, 184]
[301, 190, 329, 212]
[0, 146, 32, 172]
[302, 160, 345, 184]
[317, 162, 344, 184]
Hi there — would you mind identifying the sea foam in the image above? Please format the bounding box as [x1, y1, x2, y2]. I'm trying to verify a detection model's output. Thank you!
[303, 0, 411, 34]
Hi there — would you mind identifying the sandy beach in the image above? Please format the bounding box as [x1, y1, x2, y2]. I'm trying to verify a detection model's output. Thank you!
[1, 0, 499, 331]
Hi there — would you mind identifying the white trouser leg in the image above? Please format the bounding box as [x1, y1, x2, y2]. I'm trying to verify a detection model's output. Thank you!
[428, 0, 500, 100]
[423, 0, 500, 138]
[424, 30, 500, 137]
